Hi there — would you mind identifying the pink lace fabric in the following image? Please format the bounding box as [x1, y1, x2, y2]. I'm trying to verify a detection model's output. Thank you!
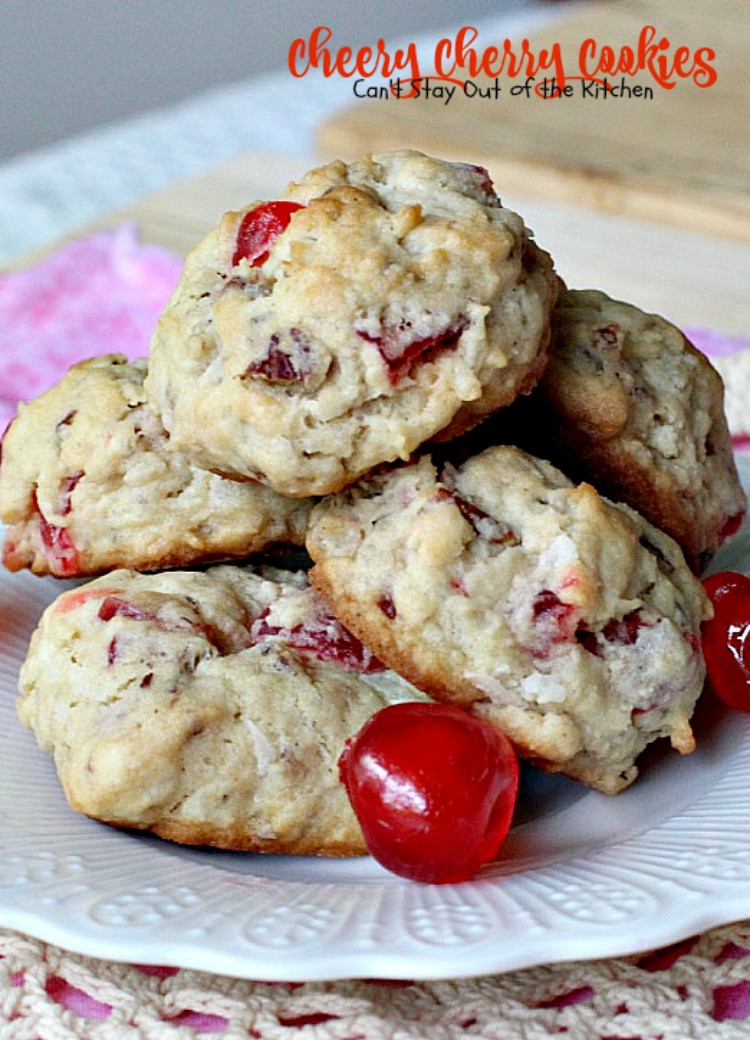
[1, 922, 750, 1038]
[0, 225, 182, 431]
[684, 328, 750, 452]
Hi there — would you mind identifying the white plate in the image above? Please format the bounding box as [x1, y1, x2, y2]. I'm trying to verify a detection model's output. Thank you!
[1, 456, 749, 982]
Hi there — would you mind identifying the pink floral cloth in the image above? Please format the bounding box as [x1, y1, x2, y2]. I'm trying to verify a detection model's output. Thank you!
[685, 327, 750, 452]
[0, 225, 182, 430]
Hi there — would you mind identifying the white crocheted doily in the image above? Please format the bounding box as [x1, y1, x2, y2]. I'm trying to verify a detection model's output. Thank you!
[2, 921, 750, 1038]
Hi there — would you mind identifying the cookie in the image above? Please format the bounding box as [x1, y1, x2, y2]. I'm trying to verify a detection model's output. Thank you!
[145, 150, 558, 496]
[494, 289, 746, 572]
[306, 446, 710, 794]
[17, 565, 427, 855]
[0, 355, 312, 577]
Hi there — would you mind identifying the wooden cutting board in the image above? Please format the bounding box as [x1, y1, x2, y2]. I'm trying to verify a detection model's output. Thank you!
[317, 0, 750, 242]
[10, 150, 749, 338]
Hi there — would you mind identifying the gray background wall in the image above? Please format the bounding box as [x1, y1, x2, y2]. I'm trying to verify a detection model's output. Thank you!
[0, 0, 525, 161]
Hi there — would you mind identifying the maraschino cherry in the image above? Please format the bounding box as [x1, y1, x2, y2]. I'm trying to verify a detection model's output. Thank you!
[339, 702, 519, 883]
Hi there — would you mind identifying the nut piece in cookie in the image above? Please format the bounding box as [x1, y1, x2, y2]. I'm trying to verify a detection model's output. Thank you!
[498, 289, 746, 572]
[145, 150, 557, 496]
[17, 565, 428, 855]
[306, 446, 711, 794]
[0, 355, 313, 577]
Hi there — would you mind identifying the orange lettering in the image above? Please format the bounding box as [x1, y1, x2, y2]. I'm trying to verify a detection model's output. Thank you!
[310, 26, 335, 76]
[617, 46, 637, 75]
[288, 37, 308, 77]
[434, 36, 455, 77]
[455, 26, 480, 73]
[579, 38, 597, 77]
[286, 26, 421, 82]
[336, 46, 353, 76]
[693, 47, 717, 87]
[356, 45, 374, 77]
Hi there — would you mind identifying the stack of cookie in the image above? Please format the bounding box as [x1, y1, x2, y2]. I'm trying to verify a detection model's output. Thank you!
[2, 151, 745, 857]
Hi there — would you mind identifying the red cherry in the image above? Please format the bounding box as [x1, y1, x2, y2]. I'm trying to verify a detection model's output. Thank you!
[98, 596, 156, 623]
[245, 329, 313, 384]
[251, 607, 385, 673]
[701, 571, 750, 712]
[338, 702, 519, 883]
[232, 201, 304, 267]
[356, 316, 468, 385]
[97, 596, 222, 649]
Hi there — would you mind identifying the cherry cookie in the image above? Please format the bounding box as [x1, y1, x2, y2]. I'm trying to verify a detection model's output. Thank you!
[0, 355, 312, 577]
[145, 150, 558, 497]
[502, 289, 746, 572]
[307, 445, 711, 794]
[17, 565, 427, 855]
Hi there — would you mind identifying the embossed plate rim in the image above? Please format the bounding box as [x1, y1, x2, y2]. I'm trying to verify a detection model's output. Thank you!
[1, 456, 749, 981]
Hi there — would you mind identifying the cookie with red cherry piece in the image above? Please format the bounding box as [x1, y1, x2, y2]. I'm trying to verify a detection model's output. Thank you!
[306, 445, 711, 794]
[17, 565, 428, 855]
[0, 355, 312, 578]
[144, 150, 558, 497]
[495, 289, 746, 573]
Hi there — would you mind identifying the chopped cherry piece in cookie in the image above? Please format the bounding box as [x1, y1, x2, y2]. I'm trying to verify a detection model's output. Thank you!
[339, 702, 519, 883]
[232, 201, 304, 267]
[576, 629, 600, 656]
[533, 590, 578, 640]
[98, 596, 156, 623]
[251, 607, 385, 672]
[377, 593, 397, 619]
[59, 472, 83, 516]
[601, 610, 651, 645]
[55, 409, 77, 430]
[451, 494, 518, 546]
[451, 577, 470, 597]
[576, 610, 652, 657]
[38, 519, 79, 576]
[594, 323, 621, 348]
[107, 636, 119, 666]
[357, 317, 468, 385]
[702, 571, 750, 712]
[450, 162, 500, 203]
[245, 330, 313, 383]
[719, 510, 746, 543]
[96, 596, 223, 649]
[32, 490, 80, 577]
[438, 466, 518, 547]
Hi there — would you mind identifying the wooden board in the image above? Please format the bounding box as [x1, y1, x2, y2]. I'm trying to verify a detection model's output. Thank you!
[10, 150, 750, 339]
[317, 0, 750, 242]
